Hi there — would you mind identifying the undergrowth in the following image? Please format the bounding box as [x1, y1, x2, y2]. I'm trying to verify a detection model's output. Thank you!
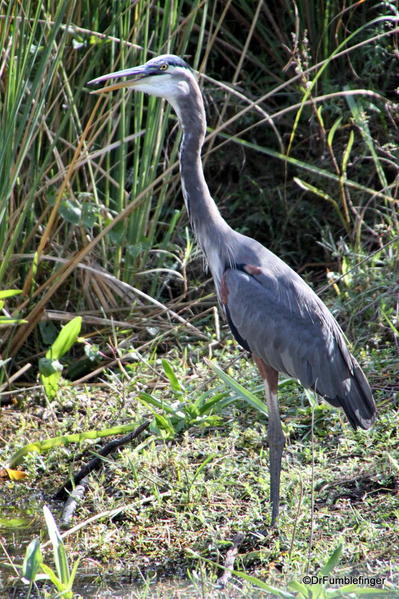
[0, 0, 398, 597]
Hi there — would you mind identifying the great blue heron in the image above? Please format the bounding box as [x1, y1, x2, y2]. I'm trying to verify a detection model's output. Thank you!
[88, 55, 376, 526]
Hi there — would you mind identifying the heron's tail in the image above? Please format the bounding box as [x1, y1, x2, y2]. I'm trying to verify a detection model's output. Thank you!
[320, 355, 376, 430]
[341, 358, 376, 429]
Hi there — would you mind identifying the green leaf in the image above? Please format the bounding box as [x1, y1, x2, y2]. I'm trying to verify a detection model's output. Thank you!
[41, 371, 62, 400]
[138, 391, 179, 416]
[0, 316, 27, 325]
[108, 221, 125, 244]
[334, 587, 396, 597]
[319, 544, 343, 577]
[0, 516, 32, 529]
[162, 359, 184, 393]
[21, 538, 43, 583]
[193, 454, 215, 482]
[345, 93, 388, 190]
[294, 177, 338, 207]
[327, 116, 343, 148]
[223, 132, 392, 205]
[9, 421, 143, 467]
[39, 357, 64, 400]
[45, 316, 82, 360]
[59, 199, 81, 225]
[381, 307, 399, 338]
[38, 320, 59, 345]
[39, 357, 64, 377]
[205, 359, 269, 417]
[195, 391, 229, 415]
[0, 289, 23, 299]
[81, 202, 99, 228]
[40, 563, 65, 593]
[187, 454, 216, 501]
[154, 413, 176, 437]
[341, 129, 355, 175]
[68, 558, 81, 590]
[43, 506, 70, 585]
[288, 580, 310, 594]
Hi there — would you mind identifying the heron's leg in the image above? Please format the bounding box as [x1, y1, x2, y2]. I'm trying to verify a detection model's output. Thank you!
[253, 356, 284, 527]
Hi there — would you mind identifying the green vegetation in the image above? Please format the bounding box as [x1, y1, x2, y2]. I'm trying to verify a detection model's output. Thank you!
[21, 506, 79, 599]
[39, 316, 82, 400]
[0, 0, 398, 597]
[2, 348, 398, 597]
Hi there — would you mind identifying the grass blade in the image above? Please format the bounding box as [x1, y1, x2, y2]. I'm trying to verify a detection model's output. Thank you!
[205, 359, 268, 417]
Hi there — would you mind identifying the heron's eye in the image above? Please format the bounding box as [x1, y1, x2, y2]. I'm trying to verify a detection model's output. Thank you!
[159, 63, 168, 71]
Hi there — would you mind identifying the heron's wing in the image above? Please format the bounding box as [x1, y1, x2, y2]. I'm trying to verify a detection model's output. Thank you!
[223, 266, 328, 380]
[223, 266, 375, 429]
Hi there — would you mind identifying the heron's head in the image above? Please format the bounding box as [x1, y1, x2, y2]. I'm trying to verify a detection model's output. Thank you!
[88, 54, 195, 102]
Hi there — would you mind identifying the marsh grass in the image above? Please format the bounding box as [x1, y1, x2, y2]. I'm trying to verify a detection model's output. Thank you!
[1, 1, 398, 597]
[0, 0, 397, 366]
[1, 343, 398, 597]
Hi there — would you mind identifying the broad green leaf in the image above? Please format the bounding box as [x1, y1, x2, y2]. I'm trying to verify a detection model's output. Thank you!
[22, 538, 43, 583]
[59, 199, 81, 225]
[288, 580, 311, 593]
[0, 517, 32, 529]
[81, 202, 99, 228]
[38, 320, 58, 345]
[46, 316, 82, 360]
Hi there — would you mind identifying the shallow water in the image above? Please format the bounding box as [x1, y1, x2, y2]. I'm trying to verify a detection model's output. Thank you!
[0, 506, 257, 599]
[3, 574, 268, 599]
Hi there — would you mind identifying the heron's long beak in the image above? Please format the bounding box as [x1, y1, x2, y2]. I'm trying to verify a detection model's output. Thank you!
[87, 65, 148, 94]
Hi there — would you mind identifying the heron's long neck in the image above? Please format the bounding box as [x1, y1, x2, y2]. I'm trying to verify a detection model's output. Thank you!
[175, 85, 231, 261]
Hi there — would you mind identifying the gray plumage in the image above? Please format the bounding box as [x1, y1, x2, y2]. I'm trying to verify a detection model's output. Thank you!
[89, 54, 376, 525]
[222, 233, 375, 429]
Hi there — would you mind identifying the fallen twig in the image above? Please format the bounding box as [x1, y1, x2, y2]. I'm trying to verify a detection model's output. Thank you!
[60, 476, 89, 528]
[216, 533, 245, 588]
[54, 420, 151, 501]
